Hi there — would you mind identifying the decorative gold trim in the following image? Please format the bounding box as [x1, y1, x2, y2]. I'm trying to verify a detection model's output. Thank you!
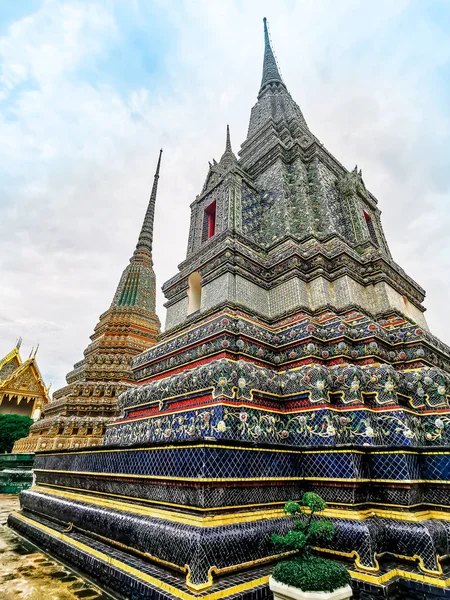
[348, 567, 450, 588]
[33, 469, 303, 482]
[32, 486, 450, 526]
[37, 442, 303, 457]
[378, 552, 444, 577]
[37, 482, 450, 513]
[315, 547, 379, 573]
[32, 486, 288, 527]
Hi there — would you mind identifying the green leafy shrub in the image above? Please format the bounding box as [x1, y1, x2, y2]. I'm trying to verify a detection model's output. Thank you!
[0, 414, 33, 453]
[271, 493, 351, 592]
[273, 556, 350, 593]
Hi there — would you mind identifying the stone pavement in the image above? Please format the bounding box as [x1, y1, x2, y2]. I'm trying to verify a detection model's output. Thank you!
[0, 494, 113, 600]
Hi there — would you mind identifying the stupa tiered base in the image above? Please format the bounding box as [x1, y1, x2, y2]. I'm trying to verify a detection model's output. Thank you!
[9, 436, 450, 598]
[8, 506, 450, 600]
[10, 302, 450, 598]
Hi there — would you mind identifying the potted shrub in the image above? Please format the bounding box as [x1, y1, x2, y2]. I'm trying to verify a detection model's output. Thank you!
[269, 493, 352, 600]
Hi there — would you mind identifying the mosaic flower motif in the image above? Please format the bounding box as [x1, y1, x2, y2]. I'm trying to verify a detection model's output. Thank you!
[237, 378, 246, 389]
[216, 420, 227, 432]
[438, 386, 446, 396]
[435, 418, 445, 430]
[239, 412, 248, 422]
[403, 428, 414, 439]
[350, 379, 360, 392]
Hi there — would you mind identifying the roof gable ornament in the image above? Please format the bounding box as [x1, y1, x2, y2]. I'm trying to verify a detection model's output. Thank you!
[201, 125, 238, 194]
[219, 124, 238, 168]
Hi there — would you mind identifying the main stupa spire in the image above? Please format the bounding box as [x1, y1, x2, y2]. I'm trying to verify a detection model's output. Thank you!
[135, 148, 163, 256]
[260, 17, 285, 93]
[225, 123, 232, 152]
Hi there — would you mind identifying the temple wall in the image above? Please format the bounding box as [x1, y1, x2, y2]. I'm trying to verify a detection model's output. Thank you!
[165, 297, 189, 330]
[0, 397, 34, 418]
[269, 278, 308, 315]
[372, 281, 429, 330]
[202, 273, 235, 311]
[165, 273, 429, 331]
[235, 275, 269, 315]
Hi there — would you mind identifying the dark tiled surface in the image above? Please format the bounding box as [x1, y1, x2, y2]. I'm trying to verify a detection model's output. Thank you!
[18, 485, 450, 585]
[9, 511, 450, 600]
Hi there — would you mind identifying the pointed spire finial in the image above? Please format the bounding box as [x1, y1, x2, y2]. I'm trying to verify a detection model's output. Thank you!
[16, 337, 22, 350]
[226, 124, 232, 152]
[219, 124, 237, 166]
[260, 17, 284, 93]
[135, 149, 163, 256]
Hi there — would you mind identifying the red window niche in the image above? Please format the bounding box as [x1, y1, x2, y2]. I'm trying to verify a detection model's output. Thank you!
[204, 201, 216, 240]
[363, 210, 378, 245]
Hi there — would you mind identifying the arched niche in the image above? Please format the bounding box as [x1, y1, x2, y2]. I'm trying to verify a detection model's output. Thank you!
[188, 271, 202, 314]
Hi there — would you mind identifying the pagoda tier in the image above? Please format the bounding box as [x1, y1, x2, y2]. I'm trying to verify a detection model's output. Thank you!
[10, 20, 450, 600]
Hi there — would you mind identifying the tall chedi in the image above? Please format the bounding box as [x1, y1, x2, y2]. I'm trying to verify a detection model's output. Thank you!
[11, 21, 450, 600]
[13, 151, 162, 452]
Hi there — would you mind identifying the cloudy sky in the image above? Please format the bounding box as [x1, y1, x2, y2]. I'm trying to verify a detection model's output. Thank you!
[0, 0, 449, 391]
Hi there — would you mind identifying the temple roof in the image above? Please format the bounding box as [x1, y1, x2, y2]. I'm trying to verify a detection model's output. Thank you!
[0, 344, 50, 404]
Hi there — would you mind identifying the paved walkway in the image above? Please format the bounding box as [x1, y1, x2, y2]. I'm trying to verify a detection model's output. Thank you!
[0, 495, 112, 600]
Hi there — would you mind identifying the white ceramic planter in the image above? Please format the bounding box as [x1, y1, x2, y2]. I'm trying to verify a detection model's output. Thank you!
[269, 576, 352, 600]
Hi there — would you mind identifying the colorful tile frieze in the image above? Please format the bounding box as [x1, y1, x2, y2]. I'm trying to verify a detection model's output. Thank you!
[132, 311, 450, 381]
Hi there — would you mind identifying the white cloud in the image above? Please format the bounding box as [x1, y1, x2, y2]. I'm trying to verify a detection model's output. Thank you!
[0, 1, 116, 90]
[0, 0, 449, 391]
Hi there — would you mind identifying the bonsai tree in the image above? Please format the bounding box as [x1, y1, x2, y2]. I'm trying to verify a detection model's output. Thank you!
[271, 493, 351, 595]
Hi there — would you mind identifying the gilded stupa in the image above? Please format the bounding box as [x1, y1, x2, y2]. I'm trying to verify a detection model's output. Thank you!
[13, 151, 162, 453]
